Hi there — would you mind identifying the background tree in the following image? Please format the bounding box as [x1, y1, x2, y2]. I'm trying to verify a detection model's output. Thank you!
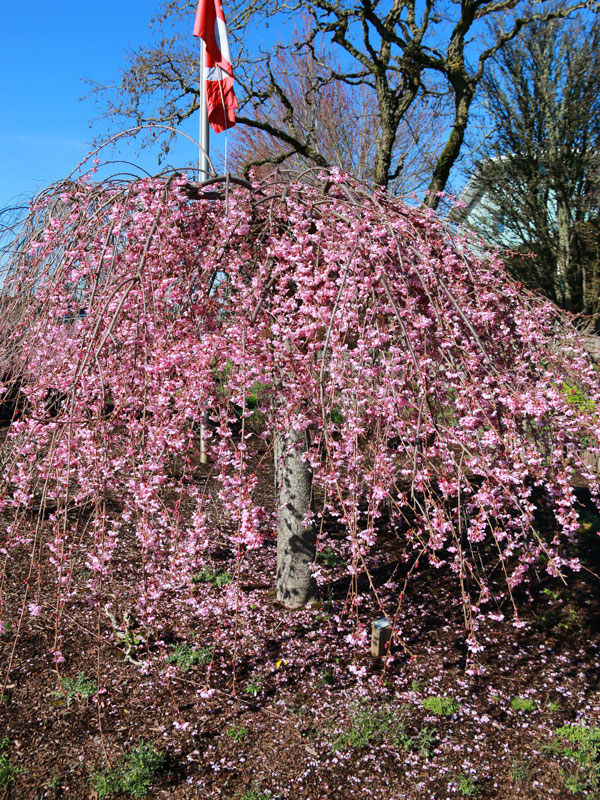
[227, 37, 445, 195]
[461, 13, 600, 327]
[86, 0, 595, 207]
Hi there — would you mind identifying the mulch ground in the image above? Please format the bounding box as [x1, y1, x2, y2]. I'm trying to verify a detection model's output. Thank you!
[1, 450, 599, 800]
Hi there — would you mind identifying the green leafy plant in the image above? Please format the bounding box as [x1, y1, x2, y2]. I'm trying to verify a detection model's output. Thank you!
[327, 407, 345, 425]
[539, 588, 585, 634]
[48, 774, 63, 790]
[245, 679, 262, 697]
[542, 587, 560, 602]
[0, 622, 12, 639]
[319, 668, 335, 686]
[457, 773, 480, 796]
[576, 507, 600, 536]
[239, 786, 273, 800]
[331, 706, 395, 753]
[316, 547, 346, 569]
[564, 774, 588, 794]
[510, 760, 530, 783]
[511, 696, 537, 713]
[0, 738, 22, 791]
[557, 606, 584, 633]
[53, 672, 97, 706]
[552, 723, 600, 797]
[91, 741, 166, 798]
[562, 381, 595, 412]
[192, 567, 233, 588]
[397, 724, 438, 758]
[226, 724, 249, 743]
[165, 643, 213, 671]
[235, 382, 269, 426]
[422, 695, 460, 717]
[330, 704, 436, 755]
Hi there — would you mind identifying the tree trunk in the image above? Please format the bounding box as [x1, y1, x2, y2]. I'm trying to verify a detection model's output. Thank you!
[556, 200, 573, 311]
[372, 118, 397, 189]
[372, 80, 419, 189]
[274, 428, 317, 608]
[425, 85, 474, 209]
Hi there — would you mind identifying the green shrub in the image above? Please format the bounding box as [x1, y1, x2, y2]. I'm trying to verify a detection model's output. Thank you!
[316, 547, 346, 568]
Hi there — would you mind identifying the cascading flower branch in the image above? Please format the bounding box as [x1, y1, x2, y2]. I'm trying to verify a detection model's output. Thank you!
[0, 167, 598, 647]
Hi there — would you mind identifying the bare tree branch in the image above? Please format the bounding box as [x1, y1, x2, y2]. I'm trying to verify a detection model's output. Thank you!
[86, 0, 597, 204]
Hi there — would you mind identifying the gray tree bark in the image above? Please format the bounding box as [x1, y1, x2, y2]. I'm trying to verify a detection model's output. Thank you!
[556, 199, 573, 311]
[274, 428, 317, 608]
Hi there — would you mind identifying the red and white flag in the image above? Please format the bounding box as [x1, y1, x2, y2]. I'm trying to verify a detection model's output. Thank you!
[193, 0, 238, 133]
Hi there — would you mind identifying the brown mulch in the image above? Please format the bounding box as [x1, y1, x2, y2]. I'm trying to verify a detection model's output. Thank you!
[1, 458, 599, 800]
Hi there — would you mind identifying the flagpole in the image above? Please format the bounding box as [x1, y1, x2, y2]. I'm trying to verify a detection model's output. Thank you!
[199, 37, 210, 466]
[199, 38, 210, 181]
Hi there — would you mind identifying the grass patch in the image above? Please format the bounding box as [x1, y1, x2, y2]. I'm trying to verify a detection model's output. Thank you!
[330, 703, 437, 757]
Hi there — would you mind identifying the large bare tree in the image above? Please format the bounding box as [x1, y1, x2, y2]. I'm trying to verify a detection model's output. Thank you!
[86, 0, 596, 208]
[227, 36, 446, 195]
[461, 12, 600, 326]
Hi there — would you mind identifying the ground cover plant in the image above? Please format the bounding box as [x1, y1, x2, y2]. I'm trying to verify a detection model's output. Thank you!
[0, 167, 599, 797]
[0, 737, 21, 792]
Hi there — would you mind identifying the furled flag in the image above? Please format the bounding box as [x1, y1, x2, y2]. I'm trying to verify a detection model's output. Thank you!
[193, 0, 238, 133]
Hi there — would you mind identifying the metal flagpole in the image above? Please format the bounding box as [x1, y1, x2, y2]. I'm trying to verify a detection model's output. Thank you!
[199, 36, 210, 464]
[199, 38, 210, 181]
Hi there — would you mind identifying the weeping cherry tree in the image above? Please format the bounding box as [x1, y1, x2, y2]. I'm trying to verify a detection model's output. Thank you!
[0, 168, 598, 666]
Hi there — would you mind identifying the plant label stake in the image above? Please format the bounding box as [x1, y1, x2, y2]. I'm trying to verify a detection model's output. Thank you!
[371, 617, 392, 658]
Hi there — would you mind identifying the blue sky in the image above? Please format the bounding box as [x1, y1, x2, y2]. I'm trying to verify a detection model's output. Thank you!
[0, 1, 209, 211]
